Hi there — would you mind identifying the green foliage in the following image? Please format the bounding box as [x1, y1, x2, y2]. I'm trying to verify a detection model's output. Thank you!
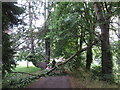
[48, 2, 81, 58]
[2, 66, 40, 88]
[92, 65, 102, 76]
[92, 66, 116, 83]
[68, 67, 119, 88]
[2, 2, 120, 86]
[2, 32, 16, 77]
[2, 2, 24, 77]
[112, 40, 120, 72]
[48, 2, 97, 70]
[42, 2, 120, 83]
[15, 50, 30, 61]
[65, 54, 86, 71]
[10, 1, 47, 66]
[2, 73, 37, 88]
[27, 54, 45, 62]
[2, 2, 24, 30]
[101, 74, 115, 83]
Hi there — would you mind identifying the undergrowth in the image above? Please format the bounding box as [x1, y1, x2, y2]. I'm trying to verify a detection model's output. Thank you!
[67, 67, 120, 88]
[2, 65, 67, 88]
[2, 66, 43, 88]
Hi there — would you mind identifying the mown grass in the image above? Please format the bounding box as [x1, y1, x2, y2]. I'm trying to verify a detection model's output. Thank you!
[13, 66, 41, 73]
[67, 67, 120, 88]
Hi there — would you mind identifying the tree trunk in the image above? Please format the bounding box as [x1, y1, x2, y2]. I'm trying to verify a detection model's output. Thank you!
[86, 45, 93, 70]
[28, 2, 37, 67]
[94, 2, 113, 74]
[83, 3, 94, 71]
[74, 31, 79, 68]
[78, 32, 84, 65]
[44, 1, 50, 64]
[45, 37, 50, 64]
[118, 14, 120, 38]
[27, 61, 29, 68]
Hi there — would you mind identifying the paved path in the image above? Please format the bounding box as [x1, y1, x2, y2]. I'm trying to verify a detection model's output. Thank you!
[26, 76, 72, 88]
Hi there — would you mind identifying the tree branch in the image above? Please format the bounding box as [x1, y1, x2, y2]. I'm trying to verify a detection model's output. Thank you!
[46, 35, 101, 75]
[104, 2, 109, 13]
[11, 35, 100, 78]
[38, 53, 46, 60]
[110, 22, 120, 26]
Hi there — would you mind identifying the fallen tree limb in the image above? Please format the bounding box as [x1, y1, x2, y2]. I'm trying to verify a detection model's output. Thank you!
[11, 35, 100, 78]
[46, 35, 101, 75]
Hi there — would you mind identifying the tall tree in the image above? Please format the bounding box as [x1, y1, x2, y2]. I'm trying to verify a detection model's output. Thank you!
[44, 1, 50, 63]
[11, 1, 46, 67]
[82, 2, 96, 70]
[93, 2, 113, 79]
[2, 2, 24, 77]
[28, 1, 36, 66]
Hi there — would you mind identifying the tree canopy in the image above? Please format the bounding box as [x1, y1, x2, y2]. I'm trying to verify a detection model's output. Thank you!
[2, 1, 120, 83]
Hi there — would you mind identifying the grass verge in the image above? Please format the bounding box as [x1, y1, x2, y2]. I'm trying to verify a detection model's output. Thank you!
[2, 66, 42, 88]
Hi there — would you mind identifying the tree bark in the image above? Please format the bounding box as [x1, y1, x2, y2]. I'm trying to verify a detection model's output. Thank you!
[45, 33, 50, 64]
[44, 1, 50, 64]
[118, 14, 120, 38]
[86, 47, 92, 70]
[94, 2, 113, 74]
[28, 2, 37, 67]
[29, 2, 34, 55]
[27, 61, 29, 68]
[83, 3, 94, 71]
